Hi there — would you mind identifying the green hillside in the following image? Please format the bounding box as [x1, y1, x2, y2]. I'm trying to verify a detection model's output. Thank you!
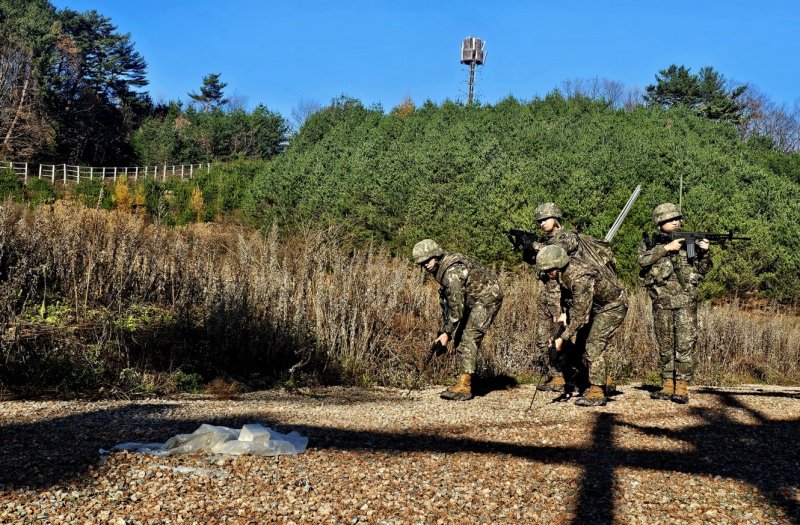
[246, 95, 800, 301]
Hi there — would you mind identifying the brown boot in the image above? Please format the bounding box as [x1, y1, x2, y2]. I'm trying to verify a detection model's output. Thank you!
[536, 375, 565, 392]
[440, 374, 473, 401]
[651, 379, 675, 400]
[671, 380, 689, 404]
[575, 385, 607, 407]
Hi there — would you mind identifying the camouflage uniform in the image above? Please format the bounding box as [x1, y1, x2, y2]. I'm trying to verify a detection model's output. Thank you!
[638, 237, 711, 383]
[556, 256, 628, 387]
[535, 228, 580, 378]
[435, 253, 504, 374]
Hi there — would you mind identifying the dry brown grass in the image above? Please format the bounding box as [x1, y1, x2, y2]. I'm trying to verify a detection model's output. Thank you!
[0, 201, 798, 394]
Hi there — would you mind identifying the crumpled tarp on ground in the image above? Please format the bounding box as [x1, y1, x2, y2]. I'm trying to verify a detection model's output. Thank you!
[113, 423, 308, 456]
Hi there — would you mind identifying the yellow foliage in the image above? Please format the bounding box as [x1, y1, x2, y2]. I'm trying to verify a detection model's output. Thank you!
[393, 96, 414, 119]
[132, 184, 146, 214]
[189, 185, 205, 222]
[112, 176, 131, 211]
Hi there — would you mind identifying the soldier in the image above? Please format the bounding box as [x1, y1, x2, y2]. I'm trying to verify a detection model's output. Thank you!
[412, 239, 504, 401]
[535, 245, 628, 407]
[530, 203, 580, 393]
[638, 203, 711, 404]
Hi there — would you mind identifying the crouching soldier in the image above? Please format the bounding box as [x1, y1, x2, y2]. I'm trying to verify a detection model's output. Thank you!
[639, 203, 712, 404]
[412, 239, 504, 401]
[531, 202, 580, 393]
[535, 245, 628, 407]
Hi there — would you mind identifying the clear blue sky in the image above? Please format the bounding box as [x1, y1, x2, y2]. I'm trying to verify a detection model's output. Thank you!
[52, 0, 800, 120]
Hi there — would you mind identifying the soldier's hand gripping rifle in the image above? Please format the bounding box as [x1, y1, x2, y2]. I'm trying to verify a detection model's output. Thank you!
[405, 339, 447, 395]
[506, 229, 544, 265]
[643, 231, 751, 260]
[527, 322, 566, 411]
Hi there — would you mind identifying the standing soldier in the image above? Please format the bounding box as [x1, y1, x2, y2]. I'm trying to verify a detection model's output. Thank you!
[638, 203, 711, 404]
[531, 203, 580, 393]
[412, 239, 504, 401]
[535, 245, 628, 407]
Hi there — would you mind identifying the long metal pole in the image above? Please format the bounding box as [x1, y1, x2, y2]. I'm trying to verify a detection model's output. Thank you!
[605, 184, 642, 242]
[468, 62, 475, 105]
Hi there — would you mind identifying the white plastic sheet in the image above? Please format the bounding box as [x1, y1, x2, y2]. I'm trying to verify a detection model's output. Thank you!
[113, 423, 308, 456]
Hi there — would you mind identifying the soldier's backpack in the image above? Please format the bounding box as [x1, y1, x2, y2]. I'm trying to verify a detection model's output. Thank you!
[576, 233, 617, 280]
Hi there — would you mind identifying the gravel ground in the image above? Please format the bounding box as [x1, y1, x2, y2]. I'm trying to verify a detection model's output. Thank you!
[1, 384, 798, 524]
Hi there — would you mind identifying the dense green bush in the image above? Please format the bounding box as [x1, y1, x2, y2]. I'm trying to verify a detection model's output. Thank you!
[0, 169, 23, 200]
[246, 95, 800, 301]
[104, 159, 269, 225]
[132, 104, 288, 164]
[23, 178, 58, 205]
[73, 178, 112, 209]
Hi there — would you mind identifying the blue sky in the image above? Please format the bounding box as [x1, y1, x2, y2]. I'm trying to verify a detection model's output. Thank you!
[52, 0, 800, 120]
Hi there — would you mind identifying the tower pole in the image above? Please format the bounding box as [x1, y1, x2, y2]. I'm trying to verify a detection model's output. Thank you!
[468, 62, 475, 105]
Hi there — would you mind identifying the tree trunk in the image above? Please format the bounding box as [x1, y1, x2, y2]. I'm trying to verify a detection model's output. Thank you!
[3, 66, 30, 147]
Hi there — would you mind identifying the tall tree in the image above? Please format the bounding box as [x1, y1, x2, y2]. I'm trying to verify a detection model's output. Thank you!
[48, 9, 149, 164]
[0, 0, 59, 159]
[188, 73, 228, 111]
[644, 64, 747, 124]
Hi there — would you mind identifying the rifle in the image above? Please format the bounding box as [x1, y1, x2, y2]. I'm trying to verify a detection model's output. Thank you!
[643, 231, 751, 260]
[505, 228, 542, 252]
[405, 339, 447, 395]
[506, 229, 544, 265]
[527, 322, 566, 411]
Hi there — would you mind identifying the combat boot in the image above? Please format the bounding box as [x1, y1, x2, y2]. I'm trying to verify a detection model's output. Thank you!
[651, 379, 675, 400]
[671, 380, 689, 404]
[575, 385, 607, 407]
[440, 373, 473, 401]
[536, 375, 565, 392]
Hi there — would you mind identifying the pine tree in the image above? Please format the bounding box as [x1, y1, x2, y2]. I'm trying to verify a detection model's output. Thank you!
[188, 73, 228, 111]
[644, 64, 747, 124]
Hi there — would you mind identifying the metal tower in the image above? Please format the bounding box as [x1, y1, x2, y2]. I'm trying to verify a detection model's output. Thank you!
[460, 37, 485, 104]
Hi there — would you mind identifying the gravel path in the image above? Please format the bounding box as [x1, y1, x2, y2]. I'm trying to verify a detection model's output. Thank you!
[1, 384, 798, 524]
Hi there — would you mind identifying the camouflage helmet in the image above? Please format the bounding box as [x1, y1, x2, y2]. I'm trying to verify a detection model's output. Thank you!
[652, 202, 682, 226]
[412, 239, 444, 264]
[534, 202, 563, 222]
[536, 245, 569, 272]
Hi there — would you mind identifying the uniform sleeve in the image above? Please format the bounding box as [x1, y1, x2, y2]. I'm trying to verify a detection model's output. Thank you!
[637, 241, 669, 267]
[538, 278, 562, 319]
[560, 232, 580, 255]
[562, 274, 595, 342]
[439, 264, 467, 336]
[694, 248, 713, 275]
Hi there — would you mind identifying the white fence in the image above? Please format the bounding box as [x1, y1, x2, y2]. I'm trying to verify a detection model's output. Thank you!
[0, 161, 211, 184]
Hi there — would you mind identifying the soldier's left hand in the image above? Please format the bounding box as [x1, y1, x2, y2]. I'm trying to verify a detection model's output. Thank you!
[697, 238, 710, 250]
[554, 337, 564, 351]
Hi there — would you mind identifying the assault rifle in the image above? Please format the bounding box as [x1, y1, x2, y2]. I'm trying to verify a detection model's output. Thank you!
[643, 231, 751, 261]
[527, 322, 566, 411]
[405, 339, 447, 395]
[505, 229, 544, 265]
[506, 228, 542, 252]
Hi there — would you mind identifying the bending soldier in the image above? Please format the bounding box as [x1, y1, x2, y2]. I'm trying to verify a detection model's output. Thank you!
[535, 245, 628, 407]
[412, 239, 504, 401]
[531, 203, 580, 393]
[638, 203, 712, 404]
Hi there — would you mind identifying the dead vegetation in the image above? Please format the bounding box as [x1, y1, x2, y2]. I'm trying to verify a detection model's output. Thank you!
[0, 201, 798, 396]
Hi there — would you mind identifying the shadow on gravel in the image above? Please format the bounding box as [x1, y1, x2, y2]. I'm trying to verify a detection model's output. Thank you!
[0, 391, 797, 524]
[694, 386, 800, 400]
[472, 373, 518, 397]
